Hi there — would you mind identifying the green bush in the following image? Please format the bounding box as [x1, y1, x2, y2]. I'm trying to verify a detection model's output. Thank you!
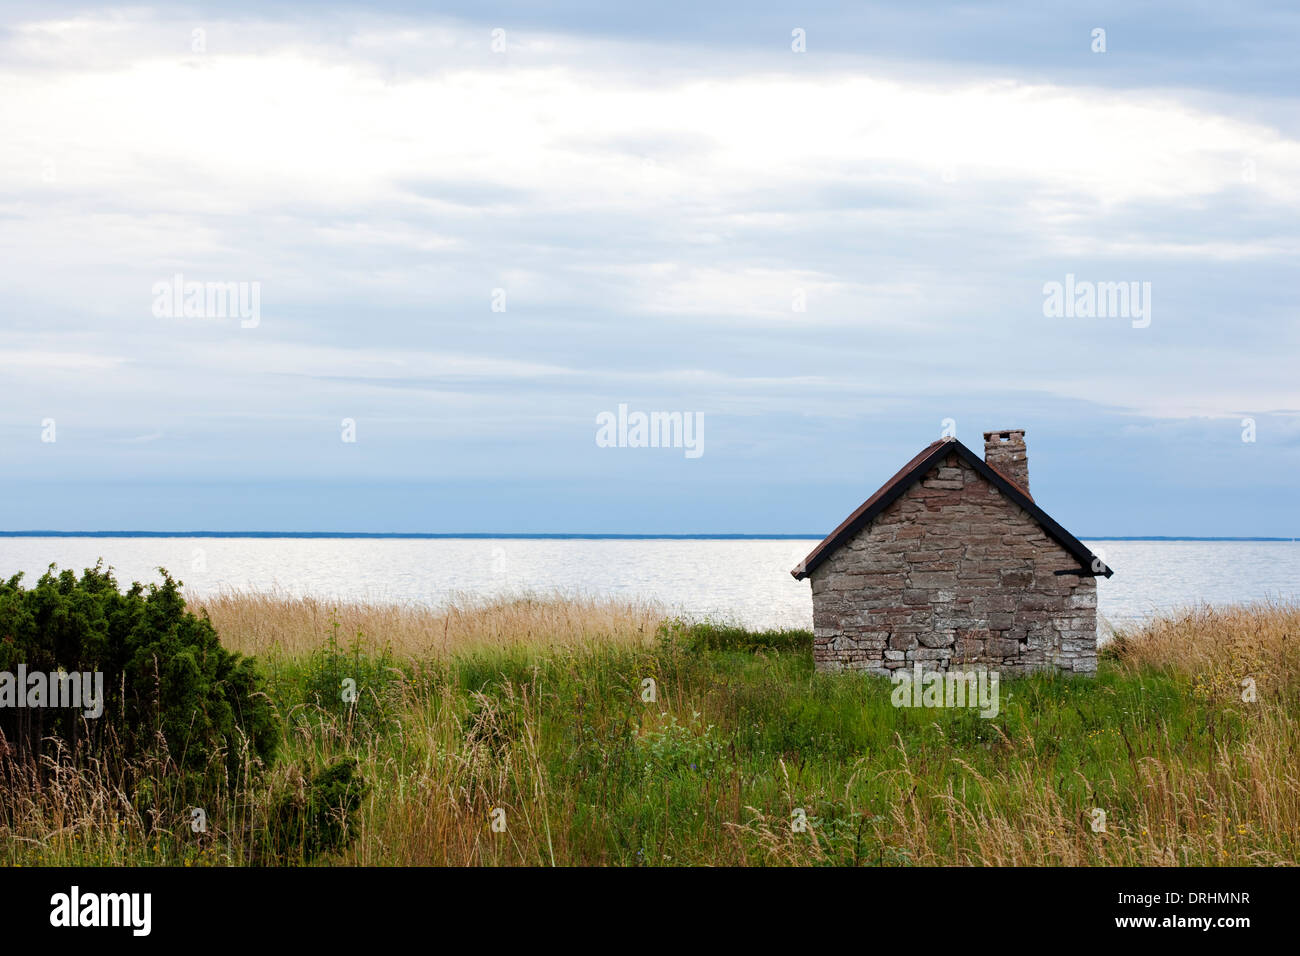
[0, 562, 276, 790]
[267, 756, 368, 863]
[297, 619, 404, 733]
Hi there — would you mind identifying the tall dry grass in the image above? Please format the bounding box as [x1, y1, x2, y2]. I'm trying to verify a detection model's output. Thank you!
[1106, 601, 1300, 696]
[189, 589, 665, 659]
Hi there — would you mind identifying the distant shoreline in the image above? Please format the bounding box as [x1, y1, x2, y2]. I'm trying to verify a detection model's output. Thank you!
[0, 532, 1295, 542]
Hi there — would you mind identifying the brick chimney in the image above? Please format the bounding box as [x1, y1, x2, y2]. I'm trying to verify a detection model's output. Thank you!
[983, 428, 1029, 494]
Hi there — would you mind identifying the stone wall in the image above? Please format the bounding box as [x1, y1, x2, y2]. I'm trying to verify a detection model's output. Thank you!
[809, 451, 1097, 676]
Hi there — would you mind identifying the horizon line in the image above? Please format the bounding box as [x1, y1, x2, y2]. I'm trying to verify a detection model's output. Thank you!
[0, 531, 1297, 542]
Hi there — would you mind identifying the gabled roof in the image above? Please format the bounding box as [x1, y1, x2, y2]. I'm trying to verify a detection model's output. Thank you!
[790, 437, 1112, 580]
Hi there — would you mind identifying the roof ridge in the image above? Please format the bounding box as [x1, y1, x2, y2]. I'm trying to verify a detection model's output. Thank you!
[790, 438, 1110, 580]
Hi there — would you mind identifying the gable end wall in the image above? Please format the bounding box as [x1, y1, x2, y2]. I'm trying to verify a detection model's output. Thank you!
[809, 452, 1097, 675]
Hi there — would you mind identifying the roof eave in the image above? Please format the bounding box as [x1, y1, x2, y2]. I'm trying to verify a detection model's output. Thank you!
[789, 439, 952, 580]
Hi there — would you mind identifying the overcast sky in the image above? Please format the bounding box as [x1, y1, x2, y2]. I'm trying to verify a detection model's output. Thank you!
[2, 2, 1297, 534]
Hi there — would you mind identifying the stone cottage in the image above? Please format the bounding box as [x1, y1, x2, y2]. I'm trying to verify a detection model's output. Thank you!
[791, 429, 1111, 676]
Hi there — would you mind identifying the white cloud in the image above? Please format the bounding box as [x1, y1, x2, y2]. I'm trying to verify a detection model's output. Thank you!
[4, 17, 1298, 213]
[1, 10, 1298, 445]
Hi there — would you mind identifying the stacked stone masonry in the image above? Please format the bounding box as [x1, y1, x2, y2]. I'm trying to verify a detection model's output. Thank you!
[810, 451, 1097, 676]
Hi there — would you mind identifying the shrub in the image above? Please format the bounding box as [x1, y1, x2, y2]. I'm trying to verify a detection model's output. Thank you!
[267, 756, 368, 863]
[297, 617, 405, 732]
[0, 562, 276, 791]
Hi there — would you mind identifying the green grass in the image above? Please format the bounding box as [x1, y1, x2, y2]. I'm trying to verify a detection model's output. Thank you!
[4, 615, 1295, 867]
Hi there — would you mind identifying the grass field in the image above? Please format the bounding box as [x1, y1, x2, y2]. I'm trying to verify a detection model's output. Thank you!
[3, 594, 1297, 866]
